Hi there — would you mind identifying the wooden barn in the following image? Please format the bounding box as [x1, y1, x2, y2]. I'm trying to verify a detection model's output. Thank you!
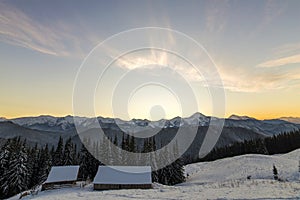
[41, 165, 80, 191]
[93, 166, 152, 190]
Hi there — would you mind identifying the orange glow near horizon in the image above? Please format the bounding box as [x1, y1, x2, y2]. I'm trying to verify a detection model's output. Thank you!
[2, 108, 300, 120]
[1, 1, 300, 123]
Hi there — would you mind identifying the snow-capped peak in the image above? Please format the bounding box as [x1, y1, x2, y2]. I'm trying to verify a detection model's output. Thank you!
[228, 114, 256, 121]
[11, 115, 58, 126]
[189, 112, 207, 119]
[0, 117, 7, 122]
[278, 117, 300, 124]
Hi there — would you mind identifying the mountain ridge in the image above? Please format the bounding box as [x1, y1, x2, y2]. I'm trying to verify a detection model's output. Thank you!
[4, 113, 300, 122]
[0, 113, 299, 163]
[278, 117, 300, 124]
[1, 113, 299, 135]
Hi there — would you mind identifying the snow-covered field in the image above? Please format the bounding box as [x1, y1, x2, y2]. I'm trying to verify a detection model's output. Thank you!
[12, 149, 300, 200]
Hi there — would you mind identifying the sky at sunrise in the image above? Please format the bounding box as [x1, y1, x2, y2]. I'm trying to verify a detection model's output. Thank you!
[1, 0, 300, 120]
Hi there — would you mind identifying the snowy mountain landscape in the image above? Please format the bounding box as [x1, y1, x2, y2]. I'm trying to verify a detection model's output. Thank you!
[9, 149, 300, 200]
[1, 113, 299, 148]
[1, 114, 300, 199]
[3, 113, 300, 135]
[2, 1, 300, 199]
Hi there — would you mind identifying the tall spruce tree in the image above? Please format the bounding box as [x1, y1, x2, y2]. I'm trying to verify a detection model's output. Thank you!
[63, 137, 75, 165]
[53, 136, 64, 166]
[79, 138, 100, 180]
[1, 138, 29, 197]
[149, 138, 159, 182]
[111, 135, 120, 165]
[121, 133, 130, 165]
[127, 135, 137, 165]
[157, 145, 171, 185]
[99, 138, 107, 164]
[0, 139, 12, 198]
[37, 144, 52, 184]
[79, 143, 91, 180]
[141, 138, 152, 166]
[168, 141, 185, 185]
[28, 143, 39, 188]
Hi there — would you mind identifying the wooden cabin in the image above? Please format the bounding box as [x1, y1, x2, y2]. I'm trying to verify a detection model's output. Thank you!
[93, 166, 152, 190]
[41, 165, 80, 191]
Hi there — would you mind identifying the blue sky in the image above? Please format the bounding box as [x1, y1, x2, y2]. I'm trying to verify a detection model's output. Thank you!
[1, 0, 300, 119]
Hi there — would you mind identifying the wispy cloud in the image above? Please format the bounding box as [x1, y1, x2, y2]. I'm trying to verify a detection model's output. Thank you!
[0, 2, 99, 57]
[218, 63, 300, 92]
[114, 49, 300, 93]
[106, 36, 300, 93]
[272, 42, 300, 56]
[257, 54, 300, 68]
[115, 50, 203, 82]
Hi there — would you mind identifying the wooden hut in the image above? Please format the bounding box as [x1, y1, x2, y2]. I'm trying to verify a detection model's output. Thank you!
[41, 165, 80, 191]
[93, 166, 152, 190]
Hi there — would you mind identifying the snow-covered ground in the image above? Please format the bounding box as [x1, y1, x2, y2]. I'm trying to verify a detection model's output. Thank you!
[184, 151, 300, 183]
[11, 149, 300, 200]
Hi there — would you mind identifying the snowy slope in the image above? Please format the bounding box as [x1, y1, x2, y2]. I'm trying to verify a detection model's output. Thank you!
[280, 148, 300, 160]
[184, 153, 299, 184]
[11, 149, 300, 200]
[11, 180, 300, 200]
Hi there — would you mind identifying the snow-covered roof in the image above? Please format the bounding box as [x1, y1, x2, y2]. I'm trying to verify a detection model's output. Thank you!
[45, 165, 80, 183]
[93, 166, 152, 184]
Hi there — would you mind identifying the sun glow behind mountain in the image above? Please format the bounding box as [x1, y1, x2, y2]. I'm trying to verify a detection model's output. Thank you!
[0, 1, 300, 120]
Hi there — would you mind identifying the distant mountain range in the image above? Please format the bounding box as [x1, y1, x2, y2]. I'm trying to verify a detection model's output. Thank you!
[3, 113, 300, 132]
[0, 113, 300, 144]
[0, 113, 299, 158]
[278, 117, 300, 124]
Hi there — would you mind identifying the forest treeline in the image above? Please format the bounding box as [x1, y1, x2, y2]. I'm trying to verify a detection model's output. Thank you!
[200, 129, 300, 162]
[0, 134, 185, 199]
[1, 129, 299, 199]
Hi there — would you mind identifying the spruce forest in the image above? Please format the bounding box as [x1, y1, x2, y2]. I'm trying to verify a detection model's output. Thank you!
[1, 129, 299, 199]
[0, 133, 185, 199]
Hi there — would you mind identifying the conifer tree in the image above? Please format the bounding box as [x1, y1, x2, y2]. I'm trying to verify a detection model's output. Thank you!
[111, 135, 120, 165]
[0, 139, 11, 178]
[53, 136, 64, 166]
[121, 134, 130, 165]
[127, 135, 137, 165]
[63, 137, 75, 165]
[99, 137, 108, 164]
[149, 138, 159, 182]
[50, 145, 55, 162]
[157, 145, 171, 185]
[28, 143, 39, 188]
[79, 143, 91, 180]
[37, 144, 52, 183]
[0, 139, 12, 198]
[273, 164, 278, 180]
[2, 138, 29, 197]
[79, 138, 100, 180]
[168, 141, 185, 185]
[141, 138, 151, 166]
[72, 144, 78, 165]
